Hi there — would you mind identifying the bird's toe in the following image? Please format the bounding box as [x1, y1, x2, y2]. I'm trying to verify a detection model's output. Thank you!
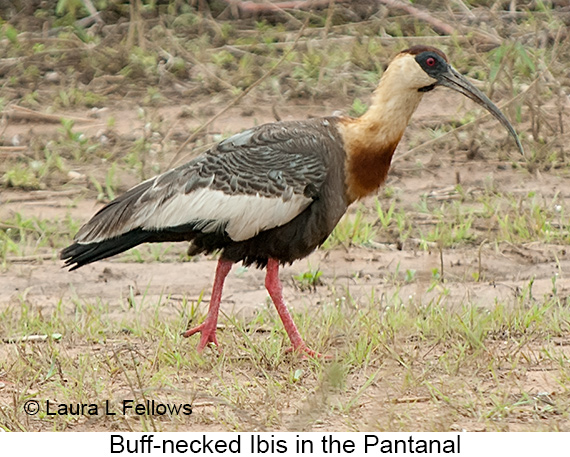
[183, 322, 219, 352]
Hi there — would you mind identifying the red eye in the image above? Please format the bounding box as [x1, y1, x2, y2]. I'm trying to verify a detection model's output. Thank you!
[426, 57, 436, 66]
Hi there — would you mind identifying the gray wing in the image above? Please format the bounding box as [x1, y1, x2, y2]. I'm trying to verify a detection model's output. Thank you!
[74, 120, 331, 244]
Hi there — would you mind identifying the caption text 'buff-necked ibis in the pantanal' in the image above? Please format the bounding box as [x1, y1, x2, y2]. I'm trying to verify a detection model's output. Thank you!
[61, 46, 524, 358]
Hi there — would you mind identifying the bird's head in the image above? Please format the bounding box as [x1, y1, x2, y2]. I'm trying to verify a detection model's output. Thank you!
[387, 45, 524, 155]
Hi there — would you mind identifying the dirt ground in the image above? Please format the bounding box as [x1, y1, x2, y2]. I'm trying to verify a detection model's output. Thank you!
[2, 89, 569, 314]
[1, 1, 570, 430]
[2, 89, 570, 431]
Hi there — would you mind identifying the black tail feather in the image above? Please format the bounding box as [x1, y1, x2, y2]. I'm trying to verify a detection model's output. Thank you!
[60, 229, 152, 271]
[61, 222, 228, 271]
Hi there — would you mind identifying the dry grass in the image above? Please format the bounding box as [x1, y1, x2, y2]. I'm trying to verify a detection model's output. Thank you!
[1, 0, 569, 432]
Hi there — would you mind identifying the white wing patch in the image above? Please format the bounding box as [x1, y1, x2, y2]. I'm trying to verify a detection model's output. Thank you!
[135, 186, 311, 241]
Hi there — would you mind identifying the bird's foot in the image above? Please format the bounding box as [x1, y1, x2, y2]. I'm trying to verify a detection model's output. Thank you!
[285, 345, 333, 360]
[182, 322, 218, 352]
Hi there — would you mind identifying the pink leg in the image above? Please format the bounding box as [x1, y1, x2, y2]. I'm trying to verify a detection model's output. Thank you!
[183, 258, 233, 352]
[265, 258, 325, 358]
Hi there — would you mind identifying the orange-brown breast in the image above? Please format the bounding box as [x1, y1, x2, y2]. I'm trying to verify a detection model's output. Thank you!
[344, 140, 401, 203]
[339, 118, 403, 203]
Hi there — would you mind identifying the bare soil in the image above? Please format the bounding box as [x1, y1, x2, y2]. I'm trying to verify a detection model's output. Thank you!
[2, 90, 569, 315]
[2, 87, 569, 432]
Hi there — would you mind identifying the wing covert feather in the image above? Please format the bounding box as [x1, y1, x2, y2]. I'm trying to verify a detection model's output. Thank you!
[75, 120, 334, 243]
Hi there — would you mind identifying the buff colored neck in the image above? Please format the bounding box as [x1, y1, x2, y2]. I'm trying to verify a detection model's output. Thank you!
[340, 57, 427, 202]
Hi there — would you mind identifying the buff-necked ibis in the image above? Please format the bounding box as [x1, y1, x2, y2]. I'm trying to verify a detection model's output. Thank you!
[61, 46, 524, 357]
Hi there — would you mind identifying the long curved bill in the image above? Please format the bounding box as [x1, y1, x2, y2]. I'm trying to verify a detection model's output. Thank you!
[438, 65, 524, 156]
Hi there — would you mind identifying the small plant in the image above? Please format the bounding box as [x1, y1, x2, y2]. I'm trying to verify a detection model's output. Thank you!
[294, 267, 323, 291]
[55, 119, 99, 161]
[376, 200, 396, 229]
[90, 163, 118, 202]
[2, 164, 40, 189]
[324, 208, 376, 248]
[2, 23, 19, 44]
[349, 98, 368, 117]
[55, 88, 104, 109]
[405, 269, 416, 283]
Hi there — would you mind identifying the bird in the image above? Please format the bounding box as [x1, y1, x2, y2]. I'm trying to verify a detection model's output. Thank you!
[61, 45, 524, 357]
